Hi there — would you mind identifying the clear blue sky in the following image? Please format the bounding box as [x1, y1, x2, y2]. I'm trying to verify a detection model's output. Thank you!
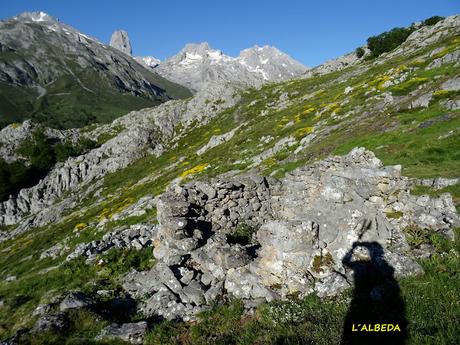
[1, 0, 459, 66]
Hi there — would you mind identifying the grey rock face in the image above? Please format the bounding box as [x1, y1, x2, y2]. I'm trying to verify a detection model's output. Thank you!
[96, 322, 148, 344]
[197, 125, 242, 155]
[120, 148, 458, 321]
[412, 177, 460, 190]
[441, 76, 460, 91]
[304, 50, 361, 78]
[155, 42, 307, 92]
[410, 92, 432, 108]
[441, 98, 460, 110]
[110, 30, 132, 56]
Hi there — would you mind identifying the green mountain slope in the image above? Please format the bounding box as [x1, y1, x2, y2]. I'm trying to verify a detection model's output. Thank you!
[0, 13, 191, 129]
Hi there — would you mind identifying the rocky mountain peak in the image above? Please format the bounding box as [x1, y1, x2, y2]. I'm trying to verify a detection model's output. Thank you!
[240, 44, 280, 56]
[16, 11, 58, 23]
[110, 30, 132, 56]
[181, 42, 211, 54]
[238, 44, 307, 81]
[178, 42, 226, 62]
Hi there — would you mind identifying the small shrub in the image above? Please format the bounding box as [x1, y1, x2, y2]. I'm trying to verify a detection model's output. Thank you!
[73, 223, 88, 231]
[404, 224, 430, 247]
[355, 47, 365, 58]
[180, 163, 209, 178]
[227, 223, 257, 245]
[294, 126, 314, 139]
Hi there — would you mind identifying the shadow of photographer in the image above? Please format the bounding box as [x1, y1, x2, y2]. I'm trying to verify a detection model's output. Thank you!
[341, 241, 407, 345]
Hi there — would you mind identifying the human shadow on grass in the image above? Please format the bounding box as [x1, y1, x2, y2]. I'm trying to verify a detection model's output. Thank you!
[341, 241, 407, 345]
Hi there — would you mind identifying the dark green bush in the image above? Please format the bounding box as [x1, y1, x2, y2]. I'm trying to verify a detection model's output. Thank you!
[422, 16, 444, 27]
[367, 27, 415, 58]
[0, 159, 42, 201]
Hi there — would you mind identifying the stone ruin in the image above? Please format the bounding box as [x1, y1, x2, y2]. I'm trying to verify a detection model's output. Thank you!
[122, 148, 458, 320]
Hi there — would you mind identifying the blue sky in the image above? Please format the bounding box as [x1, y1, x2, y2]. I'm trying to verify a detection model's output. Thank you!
[1, 0, 459, 66]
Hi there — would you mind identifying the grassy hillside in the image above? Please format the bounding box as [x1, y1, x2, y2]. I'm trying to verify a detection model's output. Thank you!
[0, 68, 191, 129]
[0, 21, 459, 345]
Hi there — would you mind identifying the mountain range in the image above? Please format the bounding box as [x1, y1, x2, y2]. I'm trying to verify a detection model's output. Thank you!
[151, 42, 307, 92]
[0, 12, 307, 129]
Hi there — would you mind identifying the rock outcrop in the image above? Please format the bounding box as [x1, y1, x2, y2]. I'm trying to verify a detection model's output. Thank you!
[110, 30, 132, 56]
[121, 148, 458, 321]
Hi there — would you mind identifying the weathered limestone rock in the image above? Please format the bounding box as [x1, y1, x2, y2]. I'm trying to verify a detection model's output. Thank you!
[410, 92, 432, 108]
[32, 312, 69, 333]
[197, 125, 242, 155]
[66, 224, 156, 262]
[59, 292, 94, 311]
[427, 49, 460, 69]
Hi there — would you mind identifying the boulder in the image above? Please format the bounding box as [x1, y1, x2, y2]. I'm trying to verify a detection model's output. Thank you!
[59, 291, 94, 311]
[32, 313, 69, 333]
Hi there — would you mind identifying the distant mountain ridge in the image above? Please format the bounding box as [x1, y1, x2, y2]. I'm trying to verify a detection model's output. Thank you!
[0, 12, 191, 129]
[151, 42, 308, 92]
